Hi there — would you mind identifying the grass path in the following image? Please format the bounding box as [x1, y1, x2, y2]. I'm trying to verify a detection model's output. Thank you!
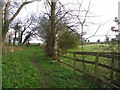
[32, 53, 51, 88]
[3, 46, 98, 88]
[31, 47, 98, 88]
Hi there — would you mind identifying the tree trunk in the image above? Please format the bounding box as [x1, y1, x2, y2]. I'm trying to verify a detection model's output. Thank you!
[45, 30, 51, 56]
[23, 33, 31, 44]
[2, 20, 9, 44]
[19, 32, 23, 44]
[0, 2, 2, 46]
[46, 1, 56, 59]
[13, 31, 17, 45]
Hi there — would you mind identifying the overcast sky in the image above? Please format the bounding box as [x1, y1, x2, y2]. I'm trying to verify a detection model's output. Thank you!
[15, 0, 120, 43]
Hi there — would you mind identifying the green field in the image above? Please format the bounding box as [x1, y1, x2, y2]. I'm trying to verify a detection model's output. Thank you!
[68, 43, 117, 52]
[59, 44, 119, 85]
[3, 46, 101, 88]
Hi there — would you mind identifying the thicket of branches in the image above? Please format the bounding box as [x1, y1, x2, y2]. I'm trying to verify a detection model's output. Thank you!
[2, 0, 104, 58]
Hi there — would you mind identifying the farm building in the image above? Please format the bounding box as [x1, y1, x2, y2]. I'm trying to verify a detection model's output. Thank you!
[116, 33, 120, 40]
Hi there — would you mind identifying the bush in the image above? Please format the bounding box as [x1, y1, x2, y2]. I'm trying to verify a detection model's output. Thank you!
[58, 32, 80, 51]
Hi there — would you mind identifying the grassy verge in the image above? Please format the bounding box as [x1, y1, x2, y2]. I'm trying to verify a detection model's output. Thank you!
[2, 47, 42, 88]
[3, 46, 98, 88]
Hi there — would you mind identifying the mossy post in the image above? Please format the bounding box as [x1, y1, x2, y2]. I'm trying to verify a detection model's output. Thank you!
[82, 55, 86, 78]
[94, 52, 99, 84]
[117, 1, 120, 86]
[57, 49, 61, 63]
[110, 54, 114, 81]
[59, 49, 61, 57]
[117, 53, 120, 86]
[0, 1, 2, 89]
[73, 52, 76, 74]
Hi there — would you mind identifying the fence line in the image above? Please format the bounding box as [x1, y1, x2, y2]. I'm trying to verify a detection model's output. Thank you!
[57, 50, 120, 89]
[2, 45, 24, 55]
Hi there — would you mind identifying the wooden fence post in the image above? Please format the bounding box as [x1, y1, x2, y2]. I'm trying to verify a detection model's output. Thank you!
[58, 49, 61, 57]
[94, 52, 99, 83]
[82, 55, 86, 78]
[117, 41, 120, 86]
[58, 49, 62, 64]
[110, 54, 114, 81]
[117, 55, 120, 86]
[73, 52, 76, 74]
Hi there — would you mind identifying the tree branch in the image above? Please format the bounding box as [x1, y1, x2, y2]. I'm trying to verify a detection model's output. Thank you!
[9, 1, 33, 23]
[4, 1, 10, 20]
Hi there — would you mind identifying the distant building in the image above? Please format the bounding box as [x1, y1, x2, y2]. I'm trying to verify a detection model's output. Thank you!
[116, 34, 120, 40]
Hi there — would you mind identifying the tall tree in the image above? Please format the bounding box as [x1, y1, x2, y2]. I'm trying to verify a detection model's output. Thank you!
[38, 0, 93, 58]
[45, 0, 56, 58]
[50, 0, 56, 58]
[0, 1, 2, 44]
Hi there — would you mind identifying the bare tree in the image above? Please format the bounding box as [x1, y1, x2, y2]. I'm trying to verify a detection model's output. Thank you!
[11, 14, 38, 45]
[0, 2, 2, 44]
[41, 0, 57, 58]
[12, 21, 21, 45]
[2, 0, 36, 43]
[40, 0, 92, 58]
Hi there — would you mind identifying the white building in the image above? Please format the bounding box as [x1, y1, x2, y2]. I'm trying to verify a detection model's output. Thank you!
[116, 34, 120, 40]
